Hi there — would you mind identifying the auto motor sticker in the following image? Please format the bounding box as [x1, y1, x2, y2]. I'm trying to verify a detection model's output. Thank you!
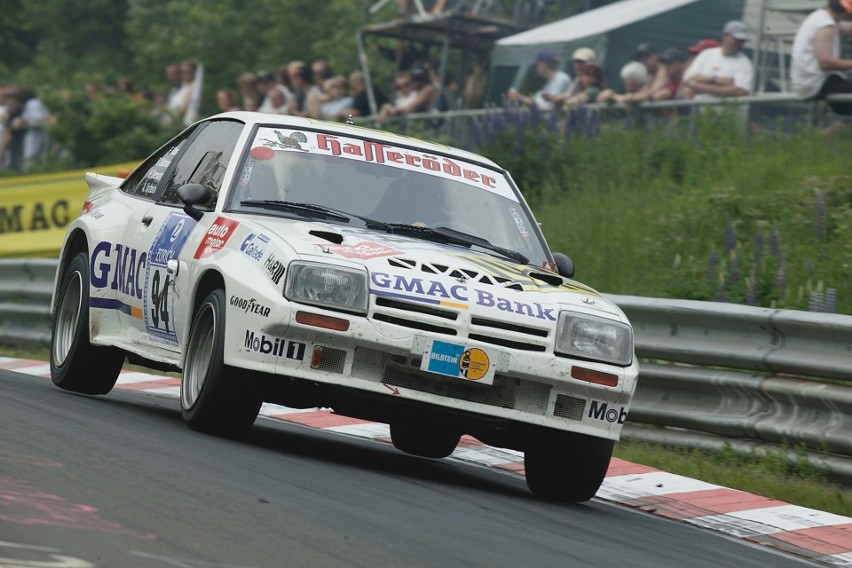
[587, 400, 628, 424]
[244, 330, 305, 360]
[315, 241, 402, 260]
[239, 232, 270, 261]
[89, 240, 147, 318]
[144, 213, 195, 344]
[421, 339, 495, 385]
[193, 216, 239, 259]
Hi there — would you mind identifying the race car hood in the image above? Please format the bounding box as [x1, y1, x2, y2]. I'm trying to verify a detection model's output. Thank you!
[245, 217, 626, 324]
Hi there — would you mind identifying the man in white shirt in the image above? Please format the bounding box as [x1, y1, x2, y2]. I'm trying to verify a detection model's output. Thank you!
[682, 21, 754, 102]
[507, 49, 571, 111]
[791, 0, 852, 115]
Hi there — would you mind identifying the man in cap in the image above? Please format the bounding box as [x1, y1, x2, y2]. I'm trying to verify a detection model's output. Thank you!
[791, 0, 852, 115]
[507, 49, 571, 111]
[651, 48, 689, 101]
[682, 21, 754, 101]
[542, 47, 598, 105]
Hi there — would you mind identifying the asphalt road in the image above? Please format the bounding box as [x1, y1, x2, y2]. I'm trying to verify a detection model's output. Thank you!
[0, 368, 817, 568]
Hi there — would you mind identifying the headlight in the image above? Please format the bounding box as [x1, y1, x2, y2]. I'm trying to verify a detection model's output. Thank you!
[555, 312, 633, 366]
[284, 261, 368, 315]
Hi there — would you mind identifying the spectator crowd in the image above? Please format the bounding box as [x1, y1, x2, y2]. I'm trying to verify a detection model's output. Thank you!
[2, 0, 850, 174]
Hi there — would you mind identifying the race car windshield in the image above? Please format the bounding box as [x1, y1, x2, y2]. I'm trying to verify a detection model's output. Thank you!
[228, 127, 551, 267]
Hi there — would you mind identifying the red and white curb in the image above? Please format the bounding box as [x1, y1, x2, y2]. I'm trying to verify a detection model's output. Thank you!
[3, 357, 850, 566]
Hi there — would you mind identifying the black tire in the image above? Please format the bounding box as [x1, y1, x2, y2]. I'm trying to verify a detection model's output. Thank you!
[50, 252, 124, 395]
[524, 432, 614, 503]
[180, 288, 261, 436]
[390, 423, 460, 459]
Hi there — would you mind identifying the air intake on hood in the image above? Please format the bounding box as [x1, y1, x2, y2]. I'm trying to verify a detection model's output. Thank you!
[309, 230, 344, 244]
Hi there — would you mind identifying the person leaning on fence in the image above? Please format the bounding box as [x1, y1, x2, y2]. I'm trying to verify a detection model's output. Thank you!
[651, 48, 688, 101]
[506, 49, 571, 111]
[597, 61, 650, 105]
[681, 21, 754, 101]
[791, 0, 852, 116]
[541, 47, 597, 106]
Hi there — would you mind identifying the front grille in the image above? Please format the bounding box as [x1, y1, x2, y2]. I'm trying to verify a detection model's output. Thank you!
[470, 317, 548, 337]
[375, 296, 458, 320]
[313, 346, 346, 374]
[468, 334, 547, 352]
[554, 395, 586, 421]
[372, 314, 457, 335]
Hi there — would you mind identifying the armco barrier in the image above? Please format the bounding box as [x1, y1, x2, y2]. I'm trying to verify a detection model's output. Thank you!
[1, 261, 850, 478]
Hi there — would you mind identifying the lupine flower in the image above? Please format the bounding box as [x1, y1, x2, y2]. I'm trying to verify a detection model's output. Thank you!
[706, 248, 719, 282]
[716, 276, 725, 302]
[775, 251, 787, 296]
[769, 226, 779, 256]
[724, 217, 737, 252]
[753, 229, 764, 266]
[809, 290, 824, 312]
[746, 269, 757, 306]
[826, 288, 837, 313]
[815, 189, 826, 240]
[729, 250, 740, 284]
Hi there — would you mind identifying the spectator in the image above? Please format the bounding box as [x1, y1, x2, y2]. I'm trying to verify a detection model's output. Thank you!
[598, 61, 650, 104]
[312, 59, 333, 84]
[2, 90, 27, 171]
[791, 0, 852, 116]
[650, 48, 688, 101]
[559, 64, 605, 108]
[216, 88, 240, 113]
[237, 72, 263, 111]
[541, 47, 597, 105]
[177, 59, 203, 125]
[257, 70, 293, 114]
[682, 21, 754, 101]
[19, 88, 51, 169]
[506, 49, 571, 111]
[614, 43, 669, 104]
[320, 76, 355, 120]
[378, 68, 437, 121]
[344, 70, 388, 117]
[164, 63, 183, 111]
[287, 61, 323, 118]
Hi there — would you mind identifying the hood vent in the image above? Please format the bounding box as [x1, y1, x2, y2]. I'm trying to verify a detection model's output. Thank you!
[309, 229, 344, 244]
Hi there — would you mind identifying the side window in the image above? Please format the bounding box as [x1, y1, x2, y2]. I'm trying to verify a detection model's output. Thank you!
[121, 129, 193, 199]
[159, 120, 243, 207]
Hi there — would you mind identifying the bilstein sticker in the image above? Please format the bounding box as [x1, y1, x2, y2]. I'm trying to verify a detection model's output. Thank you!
[421, 340, 495, 384]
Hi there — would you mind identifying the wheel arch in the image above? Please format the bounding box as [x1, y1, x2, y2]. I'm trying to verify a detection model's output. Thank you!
[52, 229, 89, 314]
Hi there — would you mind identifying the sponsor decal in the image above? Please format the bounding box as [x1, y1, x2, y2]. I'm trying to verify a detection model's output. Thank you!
[90, 240, 147, 302]
[144, 213, 196, 344]
[264, 253, 285, 285]
[509, 207, 529, 238]
[587, 400, 628, 424]
[230, 295, 270, 318]
[0, 200, 70, 234]
[316, 241, 402, 260]
[450, 253, 594, 295]
[239, 232, 270, 262]
[251, 127, 517, 201]
[422, 340, 494, 384]
[244, 330, 306, 360]
[193, 216, 239, 259]
[370, 271, 556, 321]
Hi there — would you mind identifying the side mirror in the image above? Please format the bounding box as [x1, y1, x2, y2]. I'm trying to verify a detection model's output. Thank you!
[177, 183, 212, 221]
[552, 252, 574, 279]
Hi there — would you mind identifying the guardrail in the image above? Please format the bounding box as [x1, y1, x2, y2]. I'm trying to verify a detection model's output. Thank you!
[1, 260, 850, 479]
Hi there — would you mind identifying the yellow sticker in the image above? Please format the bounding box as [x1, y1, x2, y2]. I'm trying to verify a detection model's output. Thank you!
[459, 348, 490, 381]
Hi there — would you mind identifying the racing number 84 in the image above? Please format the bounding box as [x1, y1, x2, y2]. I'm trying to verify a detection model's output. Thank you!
[149, 269, 171, 333]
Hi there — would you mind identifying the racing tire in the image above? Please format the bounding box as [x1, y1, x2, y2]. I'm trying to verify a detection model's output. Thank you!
[390, 423, 460, 459]
[181, 288, 261, 436]
[524, 432, 614, 503]
[50, 252, 125, 395]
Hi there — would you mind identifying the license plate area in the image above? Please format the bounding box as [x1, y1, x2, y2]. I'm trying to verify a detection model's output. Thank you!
[420, 339, 496, 385]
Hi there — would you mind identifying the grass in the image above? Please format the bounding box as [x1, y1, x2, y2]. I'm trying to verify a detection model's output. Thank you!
[3, 343, 849, 516]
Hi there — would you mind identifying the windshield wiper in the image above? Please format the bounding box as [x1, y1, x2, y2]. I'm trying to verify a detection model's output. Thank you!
[240, 200, 351, 222]
[382, 223, 529, 265]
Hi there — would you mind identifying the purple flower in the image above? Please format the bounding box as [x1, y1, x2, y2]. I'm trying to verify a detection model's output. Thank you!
[826, 288, 837, 313]
[753, 229, 764, 266]
[809, 290, 824, 312]
[724, 217, 737, 252]
[706, 248, 719, 282]
[716, 279, 725, 302]
[746, 269, 757, 306]
[775, 251, 787, 296]
[815, 189, 826, 240]
[769, 226, 779, 256]
[729, 251, 740, 284]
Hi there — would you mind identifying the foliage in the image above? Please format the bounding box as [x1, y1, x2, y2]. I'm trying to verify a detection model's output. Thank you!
[43, 91, 181, 168]
[474, 107, 852, 313]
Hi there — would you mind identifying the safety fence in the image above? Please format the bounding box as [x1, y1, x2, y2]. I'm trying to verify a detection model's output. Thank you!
[1, 259, 850, 479]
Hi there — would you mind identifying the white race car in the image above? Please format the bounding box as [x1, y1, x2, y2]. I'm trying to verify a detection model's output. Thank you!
[51, 113, 638, 502]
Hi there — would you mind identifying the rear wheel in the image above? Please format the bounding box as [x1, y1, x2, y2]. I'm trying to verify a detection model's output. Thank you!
[524, 432, 614, 503]
[50, 252, 124, 395]
[181, 288, 261, 436]
[390, 423, 460, 459]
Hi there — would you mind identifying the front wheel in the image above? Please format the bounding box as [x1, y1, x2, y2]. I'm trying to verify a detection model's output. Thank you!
[390, 423, 460, 459]
[181, 288, 261, 436]
[50, 252, 124, 394]
[524, 432, 614, 503]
